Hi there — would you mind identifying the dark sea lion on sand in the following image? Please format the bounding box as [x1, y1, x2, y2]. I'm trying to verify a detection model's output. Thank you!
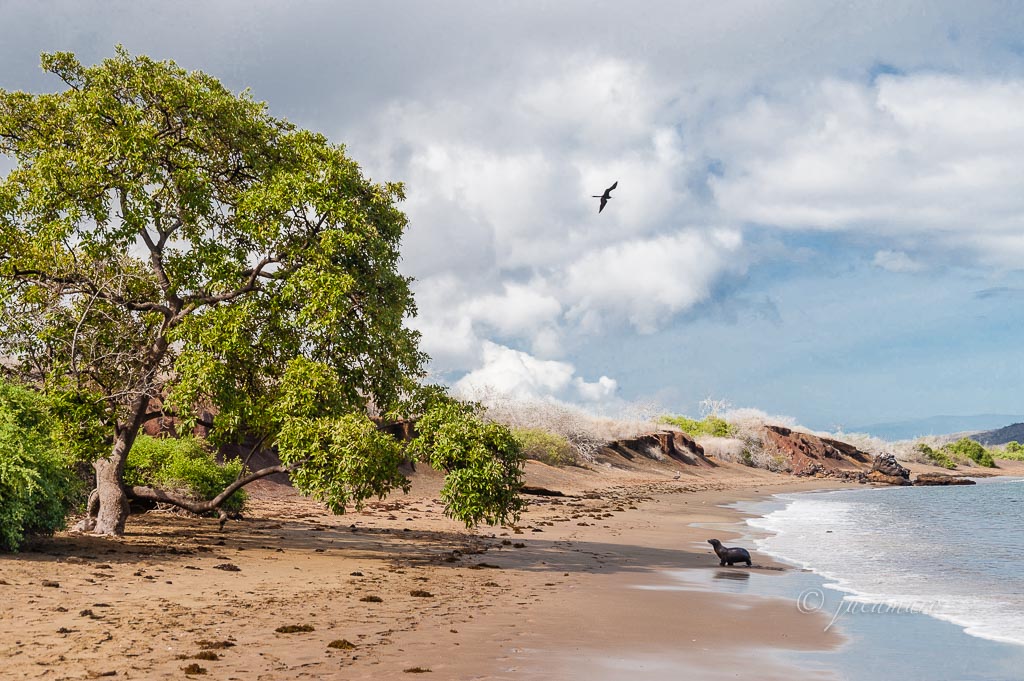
[707, 538, 752, 567]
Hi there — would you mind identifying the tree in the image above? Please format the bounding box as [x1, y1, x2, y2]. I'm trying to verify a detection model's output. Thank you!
[0, 48, 524, 536]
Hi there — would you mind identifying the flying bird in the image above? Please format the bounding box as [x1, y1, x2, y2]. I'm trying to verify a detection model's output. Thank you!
[593, 181, 618, 213]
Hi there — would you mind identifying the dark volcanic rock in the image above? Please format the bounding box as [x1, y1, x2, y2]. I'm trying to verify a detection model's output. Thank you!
[868, 453, 911, 485]
[914, 473, 977, 486]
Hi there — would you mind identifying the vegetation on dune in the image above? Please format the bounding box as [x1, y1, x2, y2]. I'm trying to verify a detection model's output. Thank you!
[942, 437, 996, 468]
[659, 414, 736, 438]
[511, 427, 577, 466]
[995, 441, 1024, 461]
[914, 443, 958, 470]
[0, 47, 524, 540]
[0, 380, 81, 551]
[915, 438, 996, 469]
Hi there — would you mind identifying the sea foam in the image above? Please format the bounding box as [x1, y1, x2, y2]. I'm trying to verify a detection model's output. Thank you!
[748, 479, 1024, 646]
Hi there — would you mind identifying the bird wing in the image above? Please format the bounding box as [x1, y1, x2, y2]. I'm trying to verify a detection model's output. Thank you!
[599, 196, 608, 213]
[607, 181, 618, 192]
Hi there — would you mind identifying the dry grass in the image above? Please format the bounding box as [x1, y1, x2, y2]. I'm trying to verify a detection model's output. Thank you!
[478, 394, 663, 462]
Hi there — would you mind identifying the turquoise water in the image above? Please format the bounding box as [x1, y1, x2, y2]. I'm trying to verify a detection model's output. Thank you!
[729, 478, 1024, 680]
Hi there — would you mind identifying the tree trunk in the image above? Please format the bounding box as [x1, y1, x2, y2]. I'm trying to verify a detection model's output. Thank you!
[88, 394, 151, 536]
[91, 445, 130, 536]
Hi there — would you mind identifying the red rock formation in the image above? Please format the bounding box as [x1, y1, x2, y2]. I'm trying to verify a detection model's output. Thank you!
[762, 425, 872, 477]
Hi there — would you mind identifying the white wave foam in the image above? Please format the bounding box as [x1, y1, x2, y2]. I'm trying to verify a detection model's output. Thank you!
[749, 486, 1024, 647]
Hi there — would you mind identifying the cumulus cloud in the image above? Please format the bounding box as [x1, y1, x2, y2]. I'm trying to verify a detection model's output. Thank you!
[561, 229, 744, 333]
[368, 60, 1024, 393]
[711, 74, 1024, 265]
[454, 341, 618, 402]
[352, 54, 744, 385]
[574, 375, 619, 401]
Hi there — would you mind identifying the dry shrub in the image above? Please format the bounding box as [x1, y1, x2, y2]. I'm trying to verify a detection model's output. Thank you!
[477, 394, 662, 462]
[722, 408, 797, 441]
[696, 436, 747, 463]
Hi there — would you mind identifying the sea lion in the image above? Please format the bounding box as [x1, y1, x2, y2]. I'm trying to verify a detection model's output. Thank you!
[707, 538, 752, 567]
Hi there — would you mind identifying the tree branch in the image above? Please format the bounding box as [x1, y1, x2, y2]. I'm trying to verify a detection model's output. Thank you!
[180, 254, 278, 310]
[127, 460, 303, 516]
[11, 267, 172, 316]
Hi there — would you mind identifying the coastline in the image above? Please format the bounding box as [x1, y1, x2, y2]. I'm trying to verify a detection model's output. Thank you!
[4, 460, 1024, 679]
[733, 476, 1024, 681]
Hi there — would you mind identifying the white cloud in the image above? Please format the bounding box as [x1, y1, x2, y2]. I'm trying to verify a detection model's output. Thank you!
[562, 229, 744, 333]
[352, 54, 740, 380]
[574, 375, 618, 401]
[873, 250, 925, 273]
[463, 283, 563, 338]
[711, 74, 1024, 265]
[454, 341, 617, 403]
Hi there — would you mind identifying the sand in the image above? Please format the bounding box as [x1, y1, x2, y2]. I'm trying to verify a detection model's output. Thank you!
[2, 459, 1018, 680]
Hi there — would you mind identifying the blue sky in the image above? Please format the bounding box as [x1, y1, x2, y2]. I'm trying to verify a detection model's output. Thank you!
[3, 2, 1024, 429]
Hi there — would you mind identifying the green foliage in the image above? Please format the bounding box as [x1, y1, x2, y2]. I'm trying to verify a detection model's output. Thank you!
[0, 48, 433, 524]
[941, 438, 996, 468]
[512, 427, 576, 466]
[998, 441, 1024, 461]
[125, 435, 246, 512]
[914, 443, 957, 470]
[409, 399, 525, 527]
[0, 380, 80, 551]
[277, 413, 409, 514]
[659, 414, 736, 438]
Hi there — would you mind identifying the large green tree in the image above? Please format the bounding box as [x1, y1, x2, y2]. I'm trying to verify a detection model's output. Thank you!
[0, 48, 523, 536]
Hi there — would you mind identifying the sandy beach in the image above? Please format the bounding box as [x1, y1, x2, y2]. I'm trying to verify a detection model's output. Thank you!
[0, 458, 868, 681]
[6, 457, 1024, 680]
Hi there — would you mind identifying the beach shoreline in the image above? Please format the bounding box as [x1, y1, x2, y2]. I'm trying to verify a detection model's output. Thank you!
[3, 460, 1024, 679]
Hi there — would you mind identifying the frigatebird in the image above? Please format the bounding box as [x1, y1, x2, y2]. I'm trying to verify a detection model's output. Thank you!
[593, 181, 618, 213]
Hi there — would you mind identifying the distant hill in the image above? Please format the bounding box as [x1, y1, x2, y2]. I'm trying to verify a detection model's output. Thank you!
[972, 423, 1024, 446]
[850, 414, 1024, 442]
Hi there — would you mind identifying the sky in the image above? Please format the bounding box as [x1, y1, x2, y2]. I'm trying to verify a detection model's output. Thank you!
[3, 1, 1024, 430]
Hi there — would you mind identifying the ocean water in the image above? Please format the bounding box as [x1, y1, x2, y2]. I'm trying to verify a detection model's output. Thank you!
[747, 478, 1024, 647]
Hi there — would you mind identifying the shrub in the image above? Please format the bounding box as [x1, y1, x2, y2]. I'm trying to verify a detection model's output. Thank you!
[941, 438, 995, 468]
[512, 428, 576, 466]
[914, 443, 957, 470]
[0, 380, 80, 551]
[997, 441, 1024, 461]
[659, 415, 736, 438]
[695, 436, 747, 462]
[125, 435, 246, 513]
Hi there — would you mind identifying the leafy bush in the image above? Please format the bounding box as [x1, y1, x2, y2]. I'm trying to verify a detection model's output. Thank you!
[409, 399, 525, 527]
[0, 380, 80, 551]
[512, 428, 576, 466]
[278, 412, 410, 514]
[997, 441, 1024, 461]
[660, 414, 736, 438]
[125, 435, 246, 512]
[914, 443, 957, 470]
[941, 438, 995, 468]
